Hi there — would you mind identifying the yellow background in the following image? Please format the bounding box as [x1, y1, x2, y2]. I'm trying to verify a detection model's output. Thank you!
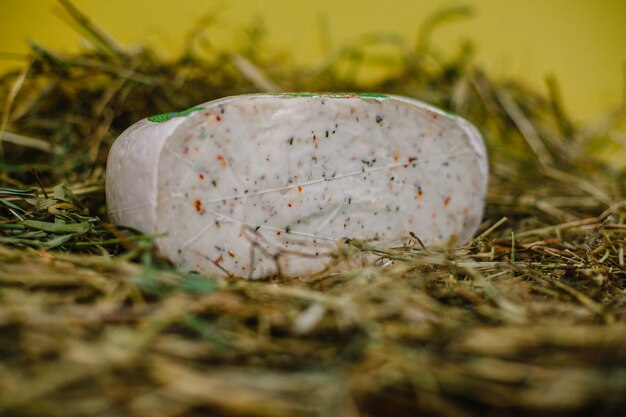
[1, 0, 625, 122]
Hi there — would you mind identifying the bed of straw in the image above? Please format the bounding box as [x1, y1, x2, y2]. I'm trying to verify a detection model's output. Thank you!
[1, 3, 625, 417]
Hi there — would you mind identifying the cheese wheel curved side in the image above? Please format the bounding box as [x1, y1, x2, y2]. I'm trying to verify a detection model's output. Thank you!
[105, 118, 186, 234]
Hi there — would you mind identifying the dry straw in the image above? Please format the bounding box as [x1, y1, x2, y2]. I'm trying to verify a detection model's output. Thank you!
[0, 1, 625, 416]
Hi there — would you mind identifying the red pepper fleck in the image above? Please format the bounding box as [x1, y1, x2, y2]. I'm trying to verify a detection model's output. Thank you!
[194, 199, 202, 212]
[288, 203, 292, 208]
[198, 173, 205, 180]
[276, 231, 281, 236]
[393, 154, 399, 162]
[213, 255, 223, 265]
[216, 115, 222, 122]
[444, 196, 451, 206]
[297, 185, 302, 193]
[418, 189, 423, 199]
[432, 114, 439, 120]
[408, 156, 417, 163]
[228, 250, 235, 258]
[312, 134, 317, 141]
[217, 154, 226, 166]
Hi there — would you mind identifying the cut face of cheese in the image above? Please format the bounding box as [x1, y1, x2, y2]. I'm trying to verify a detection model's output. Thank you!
[106, 94, 488, 278]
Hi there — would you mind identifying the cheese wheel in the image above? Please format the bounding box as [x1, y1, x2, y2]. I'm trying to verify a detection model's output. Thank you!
[106, 93, 488, 277]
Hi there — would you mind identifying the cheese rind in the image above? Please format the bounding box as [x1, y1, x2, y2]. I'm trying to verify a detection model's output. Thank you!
[106, 94, 488, 277]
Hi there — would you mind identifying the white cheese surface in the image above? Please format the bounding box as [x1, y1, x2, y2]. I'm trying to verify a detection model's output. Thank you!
[106, 94, 488, 277]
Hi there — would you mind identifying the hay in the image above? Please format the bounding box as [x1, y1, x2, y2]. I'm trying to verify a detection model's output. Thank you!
[0, 2, 625, 416]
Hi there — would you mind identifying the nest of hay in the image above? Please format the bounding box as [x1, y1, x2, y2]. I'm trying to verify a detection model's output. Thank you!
[1, 3, 625, 416]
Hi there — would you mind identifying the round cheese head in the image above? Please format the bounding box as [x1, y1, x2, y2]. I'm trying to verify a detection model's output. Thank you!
[106, 93, 488, 277]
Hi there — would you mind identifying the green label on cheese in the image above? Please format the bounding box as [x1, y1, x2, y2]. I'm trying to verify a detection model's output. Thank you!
[147, 94, 388, 123]
[148, 106, 205, 123]
[276, 93, 388, 99]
